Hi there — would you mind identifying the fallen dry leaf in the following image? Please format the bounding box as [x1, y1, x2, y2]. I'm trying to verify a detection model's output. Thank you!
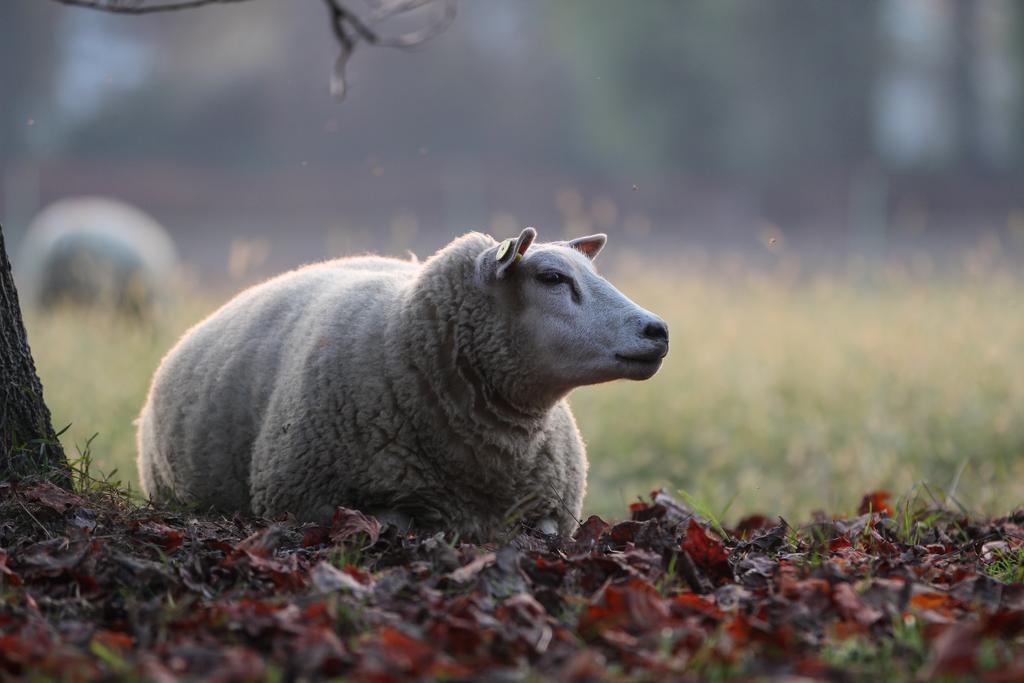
[329, 507, 381, 547]
[0, 484, 1019, 681]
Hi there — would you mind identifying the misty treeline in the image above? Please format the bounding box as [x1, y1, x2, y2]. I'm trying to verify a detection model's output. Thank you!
[3, 0, 1022, 179]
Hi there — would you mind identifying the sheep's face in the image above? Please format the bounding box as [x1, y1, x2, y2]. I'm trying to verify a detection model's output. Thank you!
[480, 228, 669, 392]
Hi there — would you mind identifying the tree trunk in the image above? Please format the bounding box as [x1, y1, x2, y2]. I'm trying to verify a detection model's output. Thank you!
[0, 222, 68, 484]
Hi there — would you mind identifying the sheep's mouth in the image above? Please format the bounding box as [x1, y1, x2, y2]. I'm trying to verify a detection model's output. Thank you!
[614, 352, 664, 379]
[615, 349, 667, 365]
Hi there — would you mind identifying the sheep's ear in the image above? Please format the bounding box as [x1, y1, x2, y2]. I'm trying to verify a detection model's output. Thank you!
[568, 233, 607, 261]
[496, 226, 537, 279]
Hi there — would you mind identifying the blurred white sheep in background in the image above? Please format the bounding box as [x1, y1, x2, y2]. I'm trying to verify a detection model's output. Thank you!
[17, 197, 179, 317]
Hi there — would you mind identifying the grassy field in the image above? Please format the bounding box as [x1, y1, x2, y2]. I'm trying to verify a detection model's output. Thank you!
[26, 262, 1024, 523]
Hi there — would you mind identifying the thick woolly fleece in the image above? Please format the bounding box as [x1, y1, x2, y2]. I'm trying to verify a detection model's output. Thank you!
[137, 233, 588, 538]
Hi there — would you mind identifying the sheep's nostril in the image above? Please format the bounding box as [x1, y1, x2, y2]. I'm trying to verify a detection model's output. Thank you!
[643, 320, 669, 342]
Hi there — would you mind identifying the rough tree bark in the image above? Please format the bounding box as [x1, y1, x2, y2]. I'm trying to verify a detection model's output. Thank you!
[0, 223, 68, 484]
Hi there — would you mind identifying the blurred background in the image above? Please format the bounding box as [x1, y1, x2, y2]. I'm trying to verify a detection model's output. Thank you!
[3, 0, 1024, 521]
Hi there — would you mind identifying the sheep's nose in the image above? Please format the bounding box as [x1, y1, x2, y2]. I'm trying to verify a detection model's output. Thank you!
[642, 319, 669, 342]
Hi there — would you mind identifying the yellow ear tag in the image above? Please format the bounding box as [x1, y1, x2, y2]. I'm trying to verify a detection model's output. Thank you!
[496, 238, 514, 262]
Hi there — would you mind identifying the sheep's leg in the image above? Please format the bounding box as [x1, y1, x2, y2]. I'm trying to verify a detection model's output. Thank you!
[534, 516, 560, 536]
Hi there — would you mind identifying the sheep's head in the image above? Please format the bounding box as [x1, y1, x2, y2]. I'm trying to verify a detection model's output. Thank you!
[477, 227, 668, 394]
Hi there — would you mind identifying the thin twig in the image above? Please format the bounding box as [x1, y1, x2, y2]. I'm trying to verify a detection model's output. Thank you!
[547, 482, 582, 527]
[52, 0, 254, 14]
[324, 0, 379, 44]
[51, 0, 454, 102]
[379, 0, 455, 49]
[323, 0, 455, 49]
[945, 459, 969, 511]
[18, 501, 53, 539]
[676, 549, 713, 594]
[366, 0, 439, 22]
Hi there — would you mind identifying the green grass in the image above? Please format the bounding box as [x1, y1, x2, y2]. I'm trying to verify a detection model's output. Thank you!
[984, 547, 1024, 584]
[820, 615, 927, 682]
[25, 262, 1024, 523]
[576, 264, 1024, 521]
[26, 297, 218, 502]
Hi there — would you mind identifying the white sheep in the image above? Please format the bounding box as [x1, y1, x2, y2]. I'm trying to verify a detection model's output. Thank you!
[17, 196, 179, 316]
[136, 228, 668, 539]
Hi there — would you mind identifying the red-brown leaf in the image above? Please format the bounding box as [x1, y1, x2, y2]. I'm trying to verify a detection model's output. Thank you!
[0, 550, 22, 586]
[329, 507, 381, 547]
[132, 521, 184, 552]
[733, 514, 771, 539]
[91, 629, 134, 652]
[232, 526, 285, 560]
[858, 490, 894, 516]
[830, 536, 852, 552]
[681, 519, 730, 580]
[578, 577, 670, 636]
[832, 582, 883, 627]
[609, 520, 643, 545]
[22, 481, 86, 513]
[628, 501, 649, 517]
[910, 591, 954, 612]
[919, 623, 979, 679]
[574, 515, 610, 544]
[300, 525, 331, 547]
[373, 626, 437, 675]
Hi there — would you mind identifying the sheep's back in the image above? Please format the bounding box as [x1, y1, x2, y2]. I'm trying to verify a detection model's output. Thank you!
[140, 257, 416, 512]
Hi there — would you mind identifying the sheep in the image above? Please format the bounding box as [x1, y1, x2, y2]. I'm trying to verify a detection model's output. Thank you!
[136, 228, 668, 539]
[16, 196, 179, 317]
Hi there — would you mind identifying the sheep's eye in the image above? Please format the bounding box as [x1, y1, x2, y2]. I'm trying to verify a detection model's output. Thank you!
[536, 271, 567, 286]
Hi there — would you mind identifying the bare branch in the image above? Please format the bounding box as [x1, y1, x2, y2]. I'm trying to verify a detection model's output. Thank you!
[322, 0, 455, 100]
[324, 0, 379, 44]
[51, 0, 255, 14]
[323, 0, 455, 49]
[50, 0, 456, 101]
[380, 0, 455, 49]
